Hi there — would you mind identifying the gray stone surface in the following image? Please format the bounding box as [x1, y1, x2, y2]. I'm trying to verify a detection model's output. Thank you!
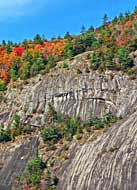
[0, 136, 39, 190]
[1, 70, 137, 126]
[58, 111, 137, 190]
[1, 57, 137, 189]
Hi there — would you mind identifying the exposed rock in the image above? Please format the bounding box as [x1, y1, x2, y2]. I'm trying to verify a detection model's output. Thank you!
[131, 50, 137, 66]
[1, 69, 137, 127]
[58, 111, 137, 190]
[1, 55, 137, 189]
[0, 135, 39, 190]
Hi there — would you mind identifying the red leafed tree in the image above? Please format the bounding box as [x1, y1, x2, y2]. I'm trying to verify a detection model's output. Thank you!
[44, 42, 54, 58]
[35, 44, 43, 51]
[14, 46, 25, 56]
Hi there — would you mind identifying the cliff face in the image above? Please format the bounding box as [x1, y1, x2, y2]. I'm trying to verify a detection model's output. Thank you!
[1, 62, 137, 126]
[0, 54, 137, 189]
[0, 136, 39, 190]
[58, 111, 137, 190]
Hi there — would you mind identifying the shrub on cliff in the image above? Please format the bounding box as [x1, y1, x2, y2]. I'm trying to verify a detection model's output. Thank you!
[10, 114, 31, 139]
[22, 154, 45, 185]
[0, 80, 6, 91]
[0, 125, 11, 142]
[10, 114, 23, 138]
[89, 112, 118, 129]
[41, 125, 62, 144]
[89, 117, 104, 129]
[41, 108, 83, 146]
[66, 118, 81, 136]
[103, 112, 117, 125]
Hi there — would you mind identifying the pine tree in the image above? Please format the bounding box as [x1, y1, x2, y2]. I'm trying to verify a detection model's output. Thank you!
[2, 40, 6, 46]
[64, 32, 71, 40]
[81, 25, 86, 34]
[103, 14, 108, 25]
[134, 6, 137, 14]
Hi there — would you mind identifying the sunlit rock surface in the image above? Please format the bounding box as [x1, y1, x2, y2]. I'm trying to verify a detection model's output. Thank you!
[58, 111, 137, 190]
[0, 54, 137, 189]
[0, 136, 39, 190]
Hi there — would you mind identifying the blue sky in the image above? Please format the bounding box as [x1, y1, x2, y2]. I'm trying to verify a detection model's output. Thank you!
[0, 0, 137, 42]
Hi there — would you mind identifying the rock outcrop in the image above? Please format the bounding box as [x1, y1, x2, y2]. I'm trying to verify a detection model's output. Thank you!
[1, 55, 137, 189]
[0, 135, 39, 190]
[1, 67, 137, 126]
[58, 111, 137, 190]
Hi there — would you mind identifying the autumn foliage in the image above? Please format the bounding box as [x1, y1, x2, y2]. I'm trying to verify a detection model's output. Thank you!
[0, 8, 137, 87]
[0, 38, 67, 82]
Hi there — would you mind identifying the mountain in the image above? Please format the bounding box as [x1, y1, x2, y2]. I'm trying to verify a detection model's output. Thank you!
[0, 8, 137, 190]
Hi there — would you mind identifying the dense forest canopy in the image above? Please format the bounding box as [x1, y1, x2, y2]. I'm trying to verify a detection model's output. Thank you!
[0, 7, 137, 90]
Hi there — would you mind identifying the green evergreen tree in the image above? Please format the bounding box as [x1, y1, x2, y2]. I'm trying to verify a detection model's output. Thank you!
[87, 25, 94, 32]
[22, 39, 29, 49]
[20, 61, 31, 79]
[81, 25, 86, 34]
[64, 39, 74, 58]
[119, 13, 124, 20]
[112, 16, 118, 25]
[33, 34, 44, 44]
[2, 40, 6, 46]
[117, 47, 133, 69]
[31, 57, 45, 76]
[6, 41, 13, 53]
[125, 11, 131, 19]
[134, 6, 137, 14]
[90, 52, 101, 70]
[0, 80, 6, 91]
[104, 48, 114, 69]
[10, 58, 21, 80]
[64, 32, 72, 40]
[103, 14, 108, 25]
[10, 68, 18, 81]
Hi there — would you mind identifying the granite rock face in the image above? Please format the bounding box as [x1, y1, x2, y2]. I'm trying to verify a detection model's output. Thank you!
[58, 111, 137, 190]
[1, 68, 137, 127]
[0, 136, 39, 190]
[1, 56, 137, 189]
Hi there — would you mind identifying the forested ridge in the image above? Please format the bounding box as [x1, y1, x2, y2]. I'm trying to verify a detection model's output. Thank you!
[1, 7, 137, 190]
[1, 8, 137, 90]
